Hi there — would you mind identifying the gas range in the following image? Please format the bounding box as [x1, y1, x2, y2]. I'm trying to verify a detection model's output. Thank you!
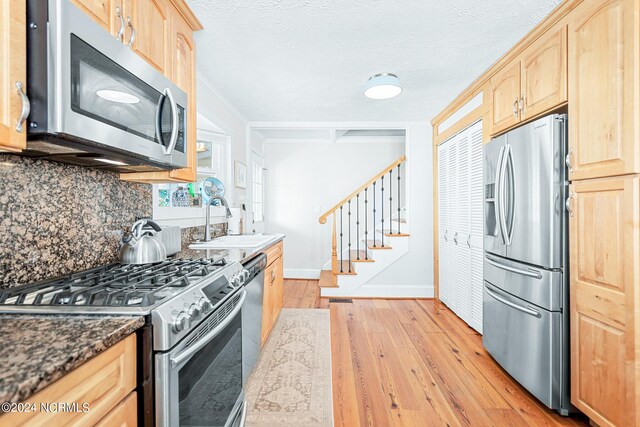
[0, 258, 248, 351]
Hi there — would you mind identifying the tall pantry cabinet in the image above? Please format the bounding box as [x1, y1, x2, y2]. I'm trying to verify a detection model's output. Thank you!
[437, 120, 484, 333]
[566, 0, 640, 426]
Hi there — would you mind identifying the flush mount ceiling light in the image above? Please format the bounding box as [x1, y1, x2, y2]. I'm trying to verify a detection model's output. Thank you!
[364, 73, 402, 100]
[96, 89, 140, 104]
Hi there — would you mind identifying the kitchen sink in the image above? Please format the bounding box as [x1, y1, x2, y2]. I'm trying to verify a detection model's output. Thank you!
[189, 234, 278, 249]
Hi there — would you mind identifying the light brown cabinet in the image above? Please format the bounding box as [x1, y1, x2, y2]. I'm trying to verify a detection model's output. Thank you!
[569, 175, 640, 427]
[0, 334, 137, 426]
[0, 0, 27, 152]
[489, 25, 567, 135]
[567, 0, 639, 181]
[261, 241, 284, 345]
[126, 0, 169, 74]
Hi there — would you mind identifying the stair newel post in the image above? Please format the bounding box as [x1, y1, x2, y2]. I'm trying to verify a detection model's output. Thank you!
[372, 182, 377, 248]
[364, 187, 369, 260]
[397, 163, 401, 235]
[347, 199, 352, 273]
[356, 194, 360, 260]
[340, 205, 344, 273]
[331, 212, 338, 274]
[381, 174, 385, 248]
[389, 168, 393, 235]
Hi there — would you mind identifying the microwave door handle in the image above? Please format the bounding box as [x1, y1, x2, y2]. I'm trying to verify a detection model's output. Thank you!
[170, 290, 246, 368]
[494, 145, 506, 243]
[485, 284, 541, 318]
[155, 92, 167, 149]
[163, 88, 179, 155]
[498, 144, 510, 245]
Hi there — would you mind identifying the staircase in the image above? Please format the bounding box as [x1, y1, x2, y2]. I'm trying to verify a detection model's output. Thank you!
[317, 156, 410, 297]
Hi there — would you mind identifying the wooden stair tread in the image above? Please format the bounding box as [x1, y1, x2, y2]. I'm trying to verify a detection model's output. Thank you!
[391, 218, 407, 224]
[384, 233, 410, 237]
[366, 240, 393, 250]
[350, 250, 374, 262]
[319, 270, 338, 288]
[335, 260, 357, 275]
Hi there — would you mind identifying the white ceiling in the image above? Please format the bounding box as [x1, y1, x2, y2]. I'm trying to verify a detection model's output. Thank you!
[187, 0, 562, 122]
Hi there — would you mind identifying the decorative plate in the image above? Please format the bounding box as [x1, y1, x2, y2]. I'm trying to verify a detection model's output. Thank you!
[199, 177, 225, 206]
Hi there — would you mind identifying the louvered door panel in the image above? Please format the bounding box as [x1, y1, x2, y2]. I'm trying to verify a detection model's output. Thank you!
[469, 121, 484, 333]
[456, 130, 472, 324]
[445, 138, 459, 311]
[437, 142, 450, 307]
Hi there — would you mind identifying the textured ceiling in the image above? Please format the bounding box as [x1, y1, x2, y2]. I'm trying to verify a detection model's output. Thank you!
[187, 0, 562, 122]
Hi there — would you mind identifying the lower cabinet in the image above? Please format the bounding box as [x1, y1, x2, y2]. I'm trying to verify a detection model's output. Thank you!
[0, 334, 137, 427]
[261, 241, 284, 345]
[569, 175, 640, 427]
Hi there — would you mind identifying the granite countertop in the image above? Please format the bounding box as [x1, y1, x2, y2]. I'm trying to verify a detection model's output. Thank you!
[0, 315, 145, 404]
[176, 233, 285, 265]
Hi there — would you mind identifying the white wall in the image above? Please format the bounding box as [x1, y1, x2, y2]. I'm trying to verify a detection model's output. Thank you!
[263, 140, 405, 278]
[363, 124, 434, 296]
[196, 73, 248, 208]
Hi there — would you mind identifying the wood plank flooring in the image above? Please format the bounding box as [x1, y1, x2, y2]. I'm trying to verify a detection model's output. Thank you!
[282, 279, 589, 427]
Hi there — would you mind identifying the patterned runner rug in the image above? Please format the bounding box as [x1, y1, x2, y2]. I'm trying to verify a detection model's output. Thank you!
[245, 308, 333, 427]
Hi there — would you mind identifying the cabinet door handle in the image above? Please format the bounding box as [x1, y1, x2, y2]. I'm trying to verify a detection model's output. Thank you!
[453, 232, 458, 245]
[115, 7, 125, 41]
[127, 17, 136, 48]
[519, 95, 525, 116]
[271, 270, 276, 283]
[443, 230, 448, 242]
[566, 192, 574, 217]
[513, 98, 519, 118]
[15, 81, 30, 133]
[565, 147, 574, 173]
[467, 235, 471, 248]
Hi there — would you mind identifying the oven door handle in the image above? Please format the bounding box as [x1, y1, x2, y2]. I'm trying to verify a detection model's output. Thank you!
[170, 290, 247, 368]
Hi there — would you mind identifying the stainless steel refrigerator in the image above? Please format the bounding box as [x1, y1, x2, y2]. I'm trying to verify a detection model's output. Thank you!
[482, 113, 571, 415]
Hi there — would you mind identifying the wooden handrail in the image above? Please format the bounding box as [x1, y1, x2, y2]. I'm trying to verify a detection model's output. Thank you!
[318, 155, 406, 224]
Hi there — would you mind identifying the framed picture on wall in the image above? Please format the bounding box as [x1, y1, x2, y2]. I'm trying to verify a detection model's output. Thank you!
[234, 161, 247, 189]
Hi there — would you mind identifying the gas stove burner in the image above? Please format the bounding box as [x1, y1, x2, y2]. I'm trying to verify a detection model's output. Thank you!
[0, 258, 229, 310]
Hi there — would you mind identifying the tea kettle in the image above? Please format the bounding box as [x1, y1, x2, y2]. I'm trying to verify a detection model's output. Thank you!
[120, 219, 167, 264]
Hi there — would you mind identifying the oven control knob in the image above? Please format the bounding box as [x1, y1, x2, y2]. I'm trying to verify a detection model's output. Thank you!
[232, 275, 243, 287]
[197, 297, 212, 312]
[172, 311, 190, 333]
[187, 303, 202, 320]
[242, 270, 250, 281]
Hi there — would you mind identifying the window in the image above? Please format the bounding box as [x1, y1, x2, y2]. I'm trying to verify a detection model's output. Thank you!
[252, 153, 265, 223]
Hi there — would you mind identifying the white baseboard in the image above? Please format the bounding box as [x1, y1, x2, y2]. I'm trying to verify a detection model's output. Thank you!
[284, 268, 321, 279]
[321, 284, 434, 298]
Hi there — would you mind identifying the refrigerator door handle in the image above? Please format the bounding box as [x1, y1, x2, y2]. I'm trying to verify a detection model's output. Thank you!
[485, 284, 542, 318]
[505, 144, 516, 245]
[485, 255, 543, 279]
[498, 145, 510, 245]
[495, 145, 506, 243]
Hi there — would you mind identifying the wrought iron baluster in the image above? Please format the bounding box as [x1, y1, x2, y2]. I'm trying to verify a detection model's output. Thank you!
[372, 182, 377, 248]
[356, 194, 360, 260]
[340, 205, 343, 273]
[348, 200, 352, 272]
[381, 175, 385, 247]
[364, 188, 369, 260]
[389, 169, 393, 235]
[397, 163, 401, 234]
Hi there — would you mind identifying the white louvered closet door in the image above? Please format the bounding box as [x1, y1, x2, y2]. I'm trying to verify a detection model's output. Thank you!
[469, 121, 484, 333]
[437, 120, 484, 333]
[456, 130, 472, 325]
[437, 141, 452, 308]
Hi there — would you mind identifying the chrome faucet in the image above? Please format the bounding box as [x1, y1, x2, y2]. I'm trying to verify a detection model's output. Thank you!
[205, 195, 233, 241]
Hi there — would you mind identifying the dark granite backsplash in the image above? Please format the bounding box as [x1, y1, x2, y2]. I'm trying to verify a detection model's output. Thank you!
[181, 223, 227, 248]
[0, 155, 152, 287]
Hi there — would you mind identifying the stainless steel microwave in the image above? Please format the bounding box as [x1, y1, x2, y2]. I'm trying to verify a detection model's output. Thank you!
[23, 0, 188, 172]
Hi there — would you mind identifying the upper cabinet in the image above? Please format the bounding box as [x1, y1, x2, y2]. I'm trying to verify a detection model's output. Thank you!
[567, 0, 639, 181]
[69, 0, 113, 33]
[126, 0, 169, 75]
[489, 25, 567, 136]
[0, 0, 27, 152]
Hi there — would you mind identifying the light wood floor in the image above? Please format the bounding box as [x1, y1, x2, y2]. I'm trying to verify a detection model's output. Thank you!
[282, 279, 588, 427]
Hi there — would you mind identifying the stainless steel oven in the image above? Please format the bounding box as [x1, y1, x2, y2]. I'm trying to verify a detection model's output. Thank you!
[155, 289, 248, 427]
[24, 0, 188, 172]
